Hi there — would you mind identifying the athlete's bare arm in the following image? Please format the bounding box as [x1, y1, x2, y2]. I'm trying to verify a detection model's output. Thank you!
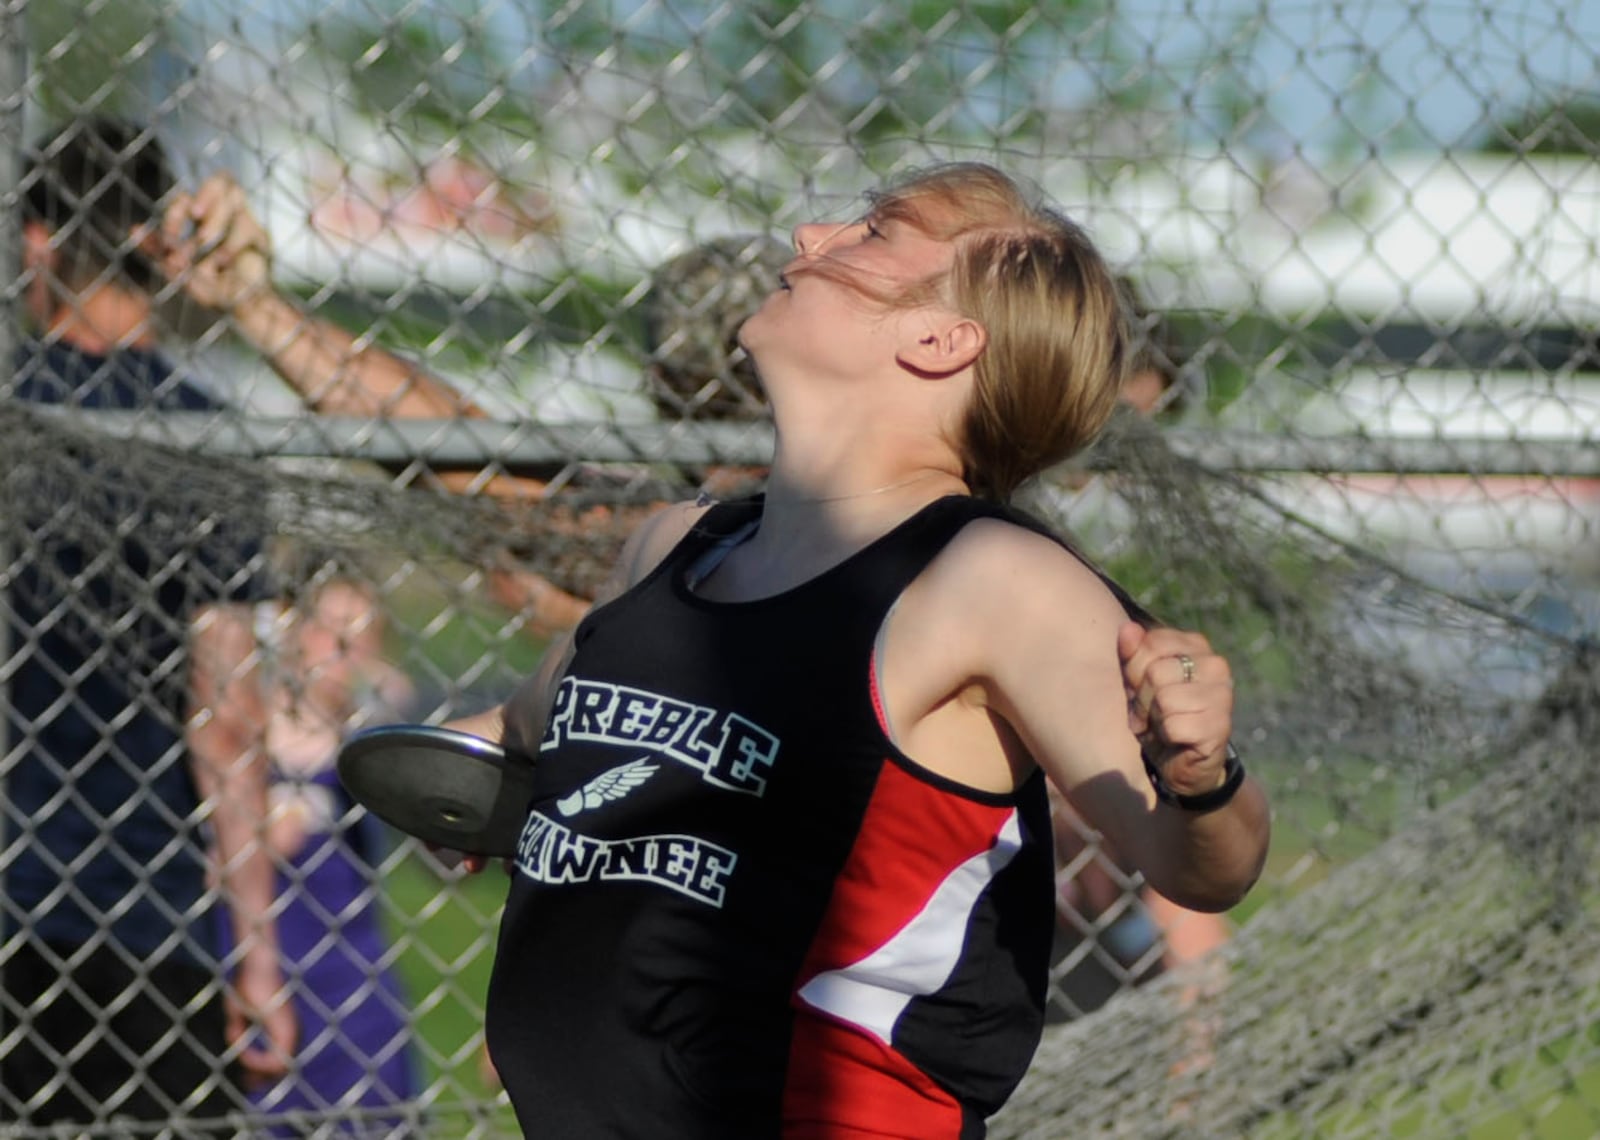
[879, 520, 1269, 912]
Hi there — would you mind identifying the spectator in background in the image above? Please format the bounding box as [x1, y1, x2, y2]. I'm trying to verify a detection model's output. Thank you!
[1, 116, 294, 1130]
[2, 110, 527, 1135]
[166, 180, 796, 633]
[1117, 276, 1188, 419]
[636, 232, 790, 501]
[639, 233, 793, 421]
[218, 561, 422, 1135]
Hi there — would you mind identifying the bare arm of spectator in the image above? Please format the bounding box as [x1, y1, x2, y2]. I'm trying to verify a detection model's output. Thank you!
[156, 173, 548, 500]
[160, 175, 473, 420]
[187, 601, 297, 1081]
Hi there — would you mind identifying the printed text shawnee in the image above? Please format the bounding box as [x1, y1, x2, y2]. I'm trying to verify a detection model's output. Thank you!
[514, 811, 738, 907]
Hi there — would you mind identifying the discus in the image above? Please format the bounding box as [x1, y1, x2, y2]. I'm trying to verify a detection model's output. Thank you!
[337, 724, 534, 858]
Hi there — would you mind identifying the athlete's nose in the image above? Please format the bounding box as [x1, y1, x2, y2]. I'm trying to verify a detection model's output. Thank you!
[793, 221, 851, 255]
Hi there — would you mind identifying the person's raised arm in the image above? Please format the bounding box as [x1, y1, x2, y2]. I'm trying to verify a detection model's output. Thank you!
[157, 173, 555, 501]
[160, 174, 471, 420]
[972, 528, 1269, 912]
[186, 601, 298, 1081]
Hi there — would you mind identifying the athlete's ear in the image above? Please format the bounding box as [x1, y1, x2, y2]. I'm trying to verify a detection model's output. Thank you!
[897, 312, 987, 378]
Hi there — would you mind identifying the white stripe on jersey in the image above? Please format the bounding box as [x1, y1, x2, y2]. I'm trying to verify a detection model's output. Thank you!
[795, 810, 1024, 1045]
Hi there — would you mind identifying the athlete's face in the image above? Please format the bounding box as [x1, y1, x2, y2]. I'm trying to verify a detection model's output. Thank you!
[738, 203, 959, 384]
[788, 210, 956, 297]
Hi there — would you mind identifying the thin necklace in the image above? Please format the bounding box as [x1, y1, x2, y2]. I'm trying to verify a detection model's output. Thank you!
[774, 469, 954, 506]
[694, 470, 959, 508]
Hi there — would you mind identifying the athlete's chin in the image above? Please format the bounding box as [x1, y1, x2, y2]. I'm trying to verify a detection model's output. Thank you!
[735, 312, 785, 373]
[737, 298, 781, 348]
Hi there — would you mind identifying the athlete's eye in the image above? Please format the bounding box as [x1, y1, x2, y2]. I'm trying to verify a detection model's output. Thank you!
[864, 221, 886, 240]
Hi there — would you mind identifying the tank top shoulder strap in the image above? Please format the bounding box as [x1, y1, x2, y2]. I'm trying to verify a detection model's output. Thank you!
[695, 494, 767, 538]
[633, 494, 767, 589]
[648, 493, 1158, 629]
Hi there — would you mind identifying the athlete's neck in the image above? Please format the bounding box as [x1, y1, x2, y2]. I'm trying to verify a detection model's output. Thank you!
[762, 468, 962, 508]
[692, 469, 968, 603]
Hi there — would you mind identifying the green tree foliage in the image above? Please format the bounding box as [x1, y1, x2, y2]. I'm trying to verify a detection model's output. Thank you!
[24, 0, 181, 121]
[1473, 92, 1600, 156]
[300, 1, 546, 134]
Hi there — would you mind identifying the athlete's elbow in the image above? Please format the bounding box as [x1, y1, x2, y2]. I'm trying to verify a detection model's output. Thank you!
[1191, 829, 1271, 913]
[1156, 798, 1271, 912]
[1171, 859, 1265, 913]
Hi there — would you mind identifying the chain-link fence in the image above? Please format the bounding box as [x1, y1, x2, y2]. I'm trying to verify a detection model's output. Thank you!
[2, 0, 1598, 1136]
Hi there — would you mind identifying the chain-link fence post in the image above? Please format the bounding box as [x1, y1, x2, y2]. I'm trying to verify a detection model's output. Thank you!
[0, 0, 28, 1076]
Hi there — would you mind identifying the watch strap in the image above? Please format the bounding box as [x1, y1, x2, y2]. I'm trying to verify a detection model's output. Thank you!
[1144, 743, 1245, 812]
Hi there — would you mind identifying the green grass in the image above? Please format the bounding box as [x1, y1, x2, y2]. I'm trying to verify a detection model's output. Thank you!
[383, 854, 516, 1121]
[1247, 1027, 1600, 1140]
[382, 566, 552, 699]
[1227, 766, 1600, 1140]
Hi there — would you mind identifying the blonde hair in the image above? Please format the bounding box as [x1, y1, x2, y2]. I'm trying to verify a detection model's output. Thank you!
[826, 163, 1131, 501]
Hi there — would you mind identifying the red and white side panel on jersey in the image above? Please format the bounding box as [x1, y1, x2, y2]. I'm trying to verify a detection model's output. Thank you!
[796, 810, 1023, 1042]
[783, 759, 1023, 1132]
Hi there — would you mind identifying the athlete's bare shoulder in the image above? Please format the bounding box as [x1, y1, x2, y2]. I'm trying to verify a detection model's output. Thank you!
[917, 515, 1129, 644]
[878, 514, 1136, 792]
[933, 518, 1140, 782]
[887, 516, 1129, 714]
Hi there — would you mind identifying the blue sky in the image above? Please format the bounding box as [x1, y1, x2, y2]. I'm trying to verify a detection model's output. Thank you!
[1217, 0, 1600, 146]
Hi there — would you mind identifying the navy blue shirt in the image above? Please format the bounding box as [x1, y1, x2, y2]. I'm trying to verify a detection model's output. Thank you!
[5, 340, 270, 961]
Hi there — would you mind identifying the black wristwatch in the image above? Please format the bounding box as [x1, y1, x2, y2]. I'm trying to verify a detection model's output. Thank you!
[1144, 743, 1245, 812]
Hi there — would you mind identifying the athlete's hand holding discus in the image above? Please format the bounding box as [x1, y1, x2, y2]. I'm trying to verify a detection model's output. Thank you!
[413, 704, 514, 877]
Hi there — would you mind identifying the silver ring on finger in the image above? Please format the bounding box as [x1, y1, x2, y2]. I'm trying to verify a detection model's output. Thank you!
[1177, 653, 1196, 683]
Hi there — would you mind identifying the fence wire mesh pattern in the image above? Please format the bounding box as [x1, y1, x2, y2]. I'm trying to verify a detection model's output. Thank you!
[1, 0, 1598, 1135]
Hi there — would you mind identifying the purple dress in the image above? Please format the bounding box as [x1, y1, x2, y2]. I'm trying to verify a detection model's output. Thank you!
[219, 761, 421, 1134]
[212, 598, 425, 1133]
[258, 766, 420, 1131]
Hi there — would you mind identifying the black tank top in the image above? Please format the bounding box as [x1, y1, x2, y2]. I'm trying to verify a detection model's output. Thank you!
[486, 494, 1145, 1138]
